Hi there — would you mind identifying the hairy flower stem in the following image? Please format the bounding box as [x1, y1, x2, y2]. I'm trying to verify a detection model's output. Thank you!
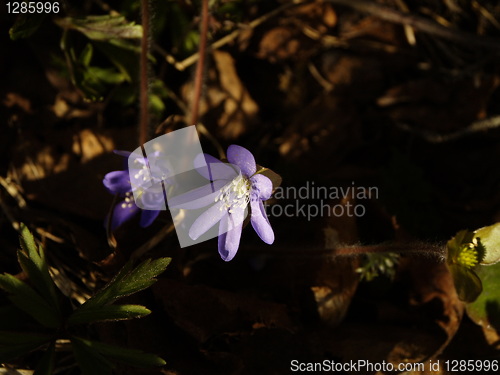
[241, 242, 447, 260]
[334, 242, 445, 259]
[139, 0, 150, 145]
[190, 0, 209, 126]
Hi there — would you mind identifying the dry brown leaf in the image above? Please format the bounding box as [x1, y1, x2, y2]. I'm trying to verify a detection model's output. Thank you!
[377, 78, 496, 133]
[396, 258, 464, 359]
[182, 51, 258, 140]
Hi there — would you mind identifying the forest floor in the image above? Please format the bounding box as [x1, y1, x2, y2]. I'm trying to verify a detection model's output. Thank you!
[1, 0, 500, 374]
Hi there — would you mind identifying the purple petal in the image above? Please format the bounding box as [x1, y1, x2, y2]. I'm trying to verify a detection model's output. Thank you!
[140, 210, 160, 227]
[250, 200, 274, 244]
[103, 171, 131, 195]
[218, 208, 244, 261]
[227, 145, 256, 177]
[189, 201, 226, 240]
[194, 153, 238, 181]
[250, 174, 273, 200]
[111, 200, 140, 230]
[168, 180, 227, 210]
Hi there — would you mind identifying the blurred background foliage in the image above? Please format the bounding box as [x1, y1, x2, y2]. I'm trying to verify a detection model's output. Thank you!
[1, 0, 500, 373]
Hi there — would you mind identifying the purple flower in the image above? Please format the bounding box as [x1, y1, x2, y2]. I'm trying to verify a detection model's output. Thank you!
[171, 145, 274, 261]
[103, 151, 164, 230]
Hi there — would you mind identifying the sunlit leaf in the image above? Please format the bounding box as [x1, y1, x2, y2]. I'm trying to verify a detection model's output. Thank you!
[80, 258, 171, 310]
[466, 262, 500, 330]
[476, 222, 500, 265]
[0, 274, 60, 328]
[55, 15, 142, 44]
[68, 304, 151, 326]
[17, 224, 60, 314]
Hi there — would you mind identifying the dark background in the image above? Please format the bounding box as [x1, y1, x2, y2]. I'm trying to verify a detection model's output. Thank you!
[1, 0, 499, 374]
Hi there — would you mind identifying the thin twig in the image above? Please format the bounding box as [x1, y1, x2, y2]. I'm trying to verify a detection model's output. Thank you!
[106, 194, 119, 250]
[165, 0, 305, 71]
[472, 0, 500, 31]
[396, 115, 500, 143]
[167, 0, 500, 72]
[131, 223, 176, 260]
[196, 122, 226, 159]
[238, 242, 446, 260]
[139, 0, 150, 145]
[190, 0, 209, 126]
[394, 0, 416, 45]
[307, 62, 334, 91]
[324, 0, 500, 51]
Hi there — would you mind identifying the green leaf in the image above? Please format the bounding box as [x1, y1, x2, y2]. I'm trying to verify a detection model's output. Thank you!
[80, 258, 170, 310]
[87, 67, 126, 85]
[71, 337, 113, 375]
[0, 273, 60, 328]
[149, 94, 165, 117]
[68, 304, 151, 326]
[54, 15, 142, 51]
[60, 33, 129, 101]
[18, 224, 60, 314]
[9, 13, 47, 40]
[167, 2, 199, 56]
[119, 258, 171, 296]
[19, 223, 44, 269]
[449, 264, 483, 303]
[79, 43, 94, 67]
[34, 342, 56, 375]
[466, 262, 500, 331]
[356, 253, 400, 281]
[93, 41, 141, 82]
[0, 331, 52, 362]
[73, 337, 166, 368]
[476, 222, 500, 265]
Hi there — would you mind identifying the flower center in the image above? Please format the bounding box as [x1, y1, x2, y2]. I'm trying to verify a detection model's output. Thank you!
[456, 243, 479, 268]
[121, 192, 135, 209]
[215, 175, 251, 213]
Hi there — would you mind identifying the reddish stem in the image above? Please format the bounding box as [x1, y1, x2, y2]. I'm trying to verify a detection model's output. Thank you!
[239, 242, 446, 259]
[139, 0, 150, 145]
[190, 0, 209, 126]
